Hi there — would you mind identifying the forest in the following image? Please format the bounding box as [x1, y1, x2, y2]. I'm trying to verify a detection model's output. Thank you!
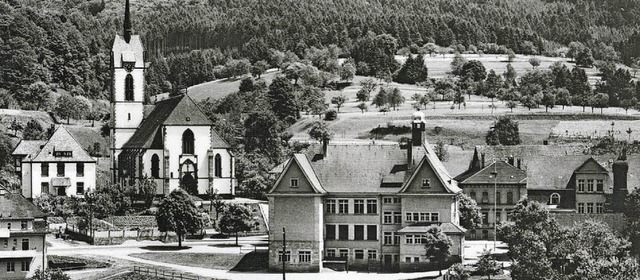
[2, 0, 640, 104]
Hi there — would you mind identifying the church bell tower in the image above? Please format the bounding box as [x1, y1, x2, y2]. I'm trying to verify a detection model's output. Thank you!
[110, 0, 146, 182]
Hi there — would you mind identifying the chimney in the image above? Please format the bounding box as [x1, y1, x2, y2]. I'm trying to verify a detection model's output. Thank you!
[517, 158, 521, 169]
[611, 151, 628, 213]
[124, 0, 132, 43]
[508, 155, 514, 166]
[481, 153, 486, 168]
[405, 139, 413, 169]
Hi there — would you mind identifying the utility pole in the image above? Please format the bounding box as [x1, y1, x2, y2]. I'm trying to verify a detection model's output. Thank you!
[282, 227, 286, 280]
[491, 160, 498, 251]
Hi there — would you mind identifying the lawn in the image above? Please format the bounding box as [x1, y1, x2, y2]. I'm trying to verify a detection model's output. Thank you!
[129, 252, 245, 270]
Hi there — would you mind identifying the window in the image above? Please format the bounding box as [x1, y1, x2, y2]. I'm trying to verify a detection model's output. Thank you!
[76, 163, 84, 177]
[367, 225, 377, 241]
[20, 221, 27, 230]
[289, 178, 299, 188]
[76, 183, 85, 195]
[406, 212, 438, 222]
[368, 250, 377, 260]
[21, 260, 29, 272]
[405, 257, 412, 263]
[214, 154, 222, 177]
[339, 249, 348, 258]
[125, 74, 134, 101]
[354, 199, 365, 214]
[299, 251, 311, 263]
[406, 235, 414, 244]
[482, 192, 489, 204]
[338, 225, 349, 240]
[354, 225, 364, 240]
[394, 233, 400, 245]
[384, 212, 393, 224]
[354, 249, 364, 260]
[384, 232, 393, 245]
[507, 192, 514, 204]
[550, 193, 560, 205]
[41, 164, 49, 177]
[338, 200, 349, 214]
[470, 191, 476, 201]
[326, 200, 336, 214]
[22, 239, 29, 250]
[596, 179, 604, 192]
[420, 213, 429, 221]
[128, 113, 131, 120]
[431, 213, 439, 222]
[326, 249, 336, 258]
[422, 178, 430, 188]
[578, 203, 585, 213]
[278, 251, 291, 262]
[41, 183, 49, 195]
[7, 223, 10, 230]
[393, 212, 402, 224]
[383, 197, 393, 204]
[182, 129, 194, 154]
[326, 225, 336, 240]
[587, 179, 594, 192]
[482, 211, 489, 225]
[6, 261, 14, 272]
[393, 197, 401, 204]
[576, 179, 585, 192]
[2, 239, 6, 248]
[596, 203, 604, 214]
[414, 235, 425, 244]
[367, 199, 377, 214]
[151, 154, 160, 178]
[586, 203, 594, 214]
[57, 163, 65, 177]
[496, 192, 501, 205]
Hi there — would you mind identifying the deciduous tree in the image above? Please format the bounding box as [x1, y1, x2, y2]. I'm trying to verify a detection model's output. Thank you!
[486, 116, 521, 145]
[219, 203, 254, 245]
[457, 192, 482, 230]
[156, 189, 203, 248]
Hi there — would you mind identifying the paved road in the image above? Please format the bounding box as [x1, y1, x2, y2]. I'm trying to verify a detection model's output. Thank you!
[49, 236, 504, 280]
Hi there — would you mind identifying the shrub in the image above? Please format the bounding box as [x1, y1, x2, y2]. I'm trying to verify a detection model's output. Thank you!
[324, 109, 338, 121]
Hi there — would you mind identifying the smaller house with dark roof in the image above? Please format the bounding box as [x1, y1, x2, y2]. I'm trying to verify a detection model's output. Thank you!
[267, 112, 465, 273]
[456, 144, 632, 239]
[0, 186, 48, 279]
[12, 126, 96, 199]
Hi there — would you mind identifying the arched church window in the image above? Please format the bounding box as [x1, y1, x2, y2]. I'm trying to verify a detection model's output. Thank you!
[182, 129, 194, 154]
[151, 154, 159, 178]
[125, 74, 134, 101]
[214, 154, 222, 177]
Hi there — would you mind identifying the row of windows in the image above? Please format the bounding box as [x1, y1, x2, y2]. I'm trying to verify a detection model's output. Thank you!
[326, 248, 377, 260]
[277, 250, 311, 263]
[577, 179, 604, 193]
[405, 212, 439, 222]
[326, 199, 377, 214]
[325, 225, 377, 241]
[2, 238, 30, 250]
[41, 163, 84, 177]
[4, 221, 28, 231]
[40, 182, 84, 195]
[149, 153, 224, 179]
[405, 235, 427, 245]
[469, 191, 515, 205]
[382, 197, 402, 204]
[577, 203, 604, 214]
[383, 232, 401, 245]
[383, 211, 402, 224]
[5, 260, 30, 272]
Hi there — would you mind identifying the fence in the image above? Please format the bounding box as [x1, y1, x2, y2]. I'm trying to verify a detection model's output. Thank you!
[133, 266, 217, 280]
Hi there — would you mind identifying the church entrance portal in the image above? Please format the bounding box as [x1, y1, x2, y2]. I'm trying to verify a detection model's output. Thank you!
[181, 173, 198, 195]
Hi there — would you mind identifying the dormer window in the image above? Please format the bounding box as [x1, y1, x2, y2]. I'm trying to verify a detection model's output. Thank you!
[421, 179, 431, 188]
[290, 178, 299, 188]
[550, 193, 560, 205]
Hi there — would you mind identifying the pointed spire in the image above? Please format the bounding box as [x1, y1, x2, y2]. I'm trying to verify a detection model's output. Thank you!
[124, 0, 132, 43]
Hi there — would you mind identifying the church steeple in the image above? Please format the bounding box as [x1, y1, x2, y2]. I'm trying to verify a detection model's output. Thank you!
[124, 0, 132, 43]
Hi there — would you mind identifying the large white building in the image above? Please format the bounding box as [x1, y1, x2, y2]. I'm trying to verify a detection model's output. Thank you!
[110, 0, 235, 196]
[12, 126, 97, 199]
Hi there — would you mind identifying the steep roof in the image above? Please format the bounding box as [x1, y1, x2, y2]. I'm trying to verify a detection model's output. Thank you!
[0, 188, 46, 219]
[12, 140, 47, 158]
[29, 126, 94, 163]
[399, 155, 461, 194]
[269, 154, 326, 194]
[123, 94, 227, 149]
[461, 160, 527, 185]
[112, 35, 144, 68]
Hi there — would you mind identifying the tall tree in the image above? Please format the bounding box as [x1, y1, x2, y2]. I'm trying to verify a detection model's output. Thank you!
[267, 76, 299, 122]
[457, 193, 482, 230]
[331, 94, 347, 112]
[423, 225, 452, 276]
[218, 203, 254, 246]
[156, 189, 203, 248]
[486, 116, 521, 145]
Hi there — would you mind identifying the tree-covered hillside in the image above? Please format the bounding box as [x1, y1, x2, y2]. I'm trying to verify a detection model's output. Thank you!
[1, 0, 640, 104]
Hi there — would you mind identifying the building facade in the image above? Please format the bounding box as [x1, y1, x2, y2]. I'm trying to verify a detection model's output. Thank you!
[0, 187, 47, 279]
[12, 126, 96, 199]
[110, 0, 235, 196]
[268, 112, 465, 273]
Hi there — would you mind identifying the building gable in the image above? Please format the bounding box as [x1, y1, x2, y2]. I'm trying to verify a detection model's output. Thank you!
[31, 126, 94, 163]
[575, 158, 608, 174]
[269, 154, 325, 194]
[399, 157, 450, 194]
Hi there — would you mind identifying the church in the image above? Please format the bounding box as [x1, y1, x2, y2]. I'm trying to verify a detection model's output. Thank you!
[110, 0, 236, 196]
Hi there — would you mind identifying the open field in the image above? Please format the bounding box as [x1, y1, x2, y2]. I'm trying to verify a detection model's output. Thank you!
[188, 69, 280, 101]
[128, 252, 245, 271]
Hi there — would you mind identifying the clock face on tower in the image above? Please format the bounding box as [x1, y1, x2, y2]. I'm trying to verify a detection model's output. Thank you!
[124, 62, 135, 72]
